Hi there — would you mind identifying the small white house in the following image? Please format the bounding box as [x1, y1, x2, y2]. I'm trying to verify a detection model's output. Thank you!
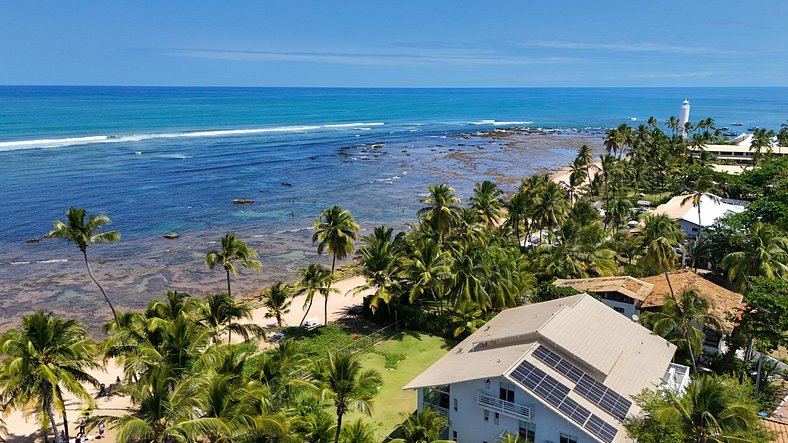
[651, 193, 746, 239]
[404, 294, 689, 443]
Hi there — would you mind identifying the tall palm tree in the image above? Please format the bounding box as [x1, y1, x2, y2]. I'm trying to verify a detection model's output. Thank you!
[650, 375, 763, 442]
[355, 226, 404, 314]
[568, 157, 588, 202]
[260, 281, 293, 328]
[750, 128, 776, 163]
[205, 232, 261, 298]
[0, 312, 99, 441]
[404, 240, 451, 312]
[667, 116, 680, 136]
[504, 191, 529, 246]
[531, 181, 570, 244]
[603, 127, 622, 157]
[297, 263, 334, 327]
[314, 353, 382, 443]
[640, 214, 685, 297]
[313, 206, 360, 323]
[722, 221, 788, 290]
[469, 180, 504, 227]
[47, 207, 121, 327]
[417, 184, 461, 242]
[197, 293, 265, 343]
[681, 175, 718, 241]
[641, 290, 722, 373]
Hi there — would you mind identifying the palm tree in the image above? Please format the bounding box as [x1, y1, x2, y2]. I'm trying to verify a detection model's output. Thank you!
[314, 352, 382, 443]
[260, 281, 293, 328]
[355, 226, 403, 314]
[340, 419, 377, 443]
[504, 191, 529, 246]
[47, 207, 121, 327]
[604, 196, 633, 232]
[0, 312, 99, 441]
[404, 240, 451, 312]
[750, 128, 776, 163]
[417, 184, 461, 241]
[576, 144, 594, 181]
[297, 263, 334, 327]
[647, 116, 658, 130]
[531, 181, 570, 244]
[681, 175, 718, 241]
[394, 408, 448, 443]
[650, 375, 763, 442]
[641, 289, 722, 373]
[313, 206, 360, 324]
[603, 127, 622, 157]
[106, 368, 227, 442]
[450, 304, 485, 338]
[640, 214, 685, 297]
[498, 433, 525, 443]
[469, 180, 504, 227]
[205, 232, 261, 297]
[197, 293, 265, 343]
[667, 116, 680, 136]
[568, 157, 588, 202]
[722, 221, 788, 290]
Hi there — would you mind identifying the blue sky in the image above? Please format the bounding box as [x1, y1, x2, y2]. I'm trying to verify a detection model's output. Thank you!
[2, 1, 787, 87]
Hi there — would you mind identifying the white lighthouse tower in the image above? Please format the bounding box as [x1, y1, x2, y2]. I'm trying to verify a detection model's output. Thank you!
[678, 99, 691, 138]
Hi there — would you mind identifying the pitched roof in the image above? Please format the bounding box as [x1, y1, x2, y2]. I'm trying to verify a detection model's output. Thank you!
[639, 270, 743, 333]
[763, 417, 788, 443]
[553, 276, 654, 301]
[404, 294, 677, 443]
[651, 193, 746, 227]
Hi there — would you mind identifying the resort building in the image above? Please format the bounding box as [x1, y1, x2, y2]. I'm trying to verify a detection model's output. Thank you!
[690, 133, 788, 165]
[553, 270, 743, 356]
[404, 294, 690, 443]
[650, 193, 747, 238]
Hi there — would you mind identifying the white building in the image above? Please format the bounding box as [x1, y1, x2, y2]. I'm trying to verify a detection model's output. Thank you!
[678, 99, 691, 138]
[404, 294, 689, 443]
[651, 193, 747, 238]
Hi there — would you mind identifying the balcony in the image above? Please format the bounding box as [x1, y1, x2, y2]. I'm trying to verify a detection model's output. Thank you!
[477, 391, 532, 422]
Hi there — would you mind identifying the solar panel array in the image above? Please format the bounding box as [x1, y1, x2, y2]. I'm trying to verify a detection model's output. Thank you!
[532, 345, 632, 420]
[509, 361, 618, 443]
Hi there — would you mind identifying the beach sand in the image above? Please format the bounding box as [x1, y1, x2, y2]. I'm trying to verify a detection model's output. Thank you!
[550, 160, 602, 187]
[2, 275, 373, 442]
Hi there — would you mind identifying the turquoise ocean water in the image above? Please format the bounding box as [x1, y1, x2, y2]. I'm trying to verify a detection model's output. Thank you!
[1, 87, 786, 324]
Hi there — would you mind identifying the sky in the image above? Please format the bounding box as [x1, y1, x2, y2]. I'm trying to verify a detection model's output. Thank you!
[1, 1, 787, 87]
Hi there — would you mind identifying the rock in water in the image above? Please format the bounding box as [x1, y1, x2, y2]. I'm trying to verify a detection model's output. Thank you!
[232, 199, 255, 204]
[163, 233, 179, 240]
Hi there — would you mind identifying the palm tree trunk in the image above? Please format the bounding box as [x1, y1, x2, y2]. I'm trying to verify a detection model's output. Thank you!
[334, 410, 344, 443]
[299, 298, 314, 327]
[686, 332, 698, 373]
[663, 265, 676, 299]
[326, 255, 337, 326]
[226, 268, 232, 297]
[44, 391, 59, 441]
[277, 313, 282, 328]
[83, 250, 120, 328]
[58, 390, 70, 441]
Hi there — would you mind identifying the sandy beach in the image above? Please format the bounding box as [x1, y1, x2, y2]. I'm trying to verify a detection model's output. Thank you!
[2, 275, 373, 442]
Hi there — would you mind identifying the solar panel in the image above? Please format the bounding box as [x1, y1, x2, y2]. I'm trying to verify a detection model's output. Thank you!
[531, 345, 632, 421]
[585, 414, 618, 443]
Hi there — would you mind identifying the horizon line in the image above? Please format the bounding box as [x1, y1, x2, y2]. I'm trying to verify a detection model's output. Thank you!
[2, 84, 788, 90]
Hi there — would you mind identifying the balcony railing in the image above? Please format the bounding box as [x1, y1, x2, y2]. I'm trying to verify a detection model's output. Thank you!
[477, 391, 532, 422]
[426, 403, 450, 419]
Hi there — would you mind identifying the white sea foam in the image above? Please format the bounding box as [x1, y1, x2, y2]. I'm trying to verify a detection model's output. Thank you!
[10, 261, 31, 265]
[0, 122, 386, 151]
[37, 259, 68, 264]
[471, 119, 533, 126]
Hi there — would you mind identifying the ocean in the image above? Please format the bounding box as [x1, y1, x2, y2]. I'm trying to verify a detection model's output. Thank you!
[1, 86, 787, 327]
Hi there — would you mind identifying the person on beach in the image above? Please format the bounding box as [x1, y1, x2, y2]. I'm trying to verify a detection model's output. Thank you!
[99, 422, 105, 438]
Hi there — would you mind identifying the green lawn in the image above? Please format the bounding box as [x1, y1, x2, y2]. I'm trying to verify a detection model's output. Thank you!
[343, 331, 453, 440]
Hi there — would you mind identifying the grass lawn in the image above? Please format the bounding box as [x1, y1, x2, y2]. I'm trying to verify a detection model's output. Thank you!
[343, 331, 453, 440]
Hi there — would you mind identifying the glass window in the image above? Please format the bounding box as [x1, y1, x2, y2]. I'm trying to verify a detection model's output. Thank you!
[452, 430, 457, 441]
[453, 398, 458, 411]
[483, 409, 489, 422]
[519, 421, 536, 443]
[499, 382, 515, 402]
[494, 412, 499, 425]
[560, 433, 577, 443]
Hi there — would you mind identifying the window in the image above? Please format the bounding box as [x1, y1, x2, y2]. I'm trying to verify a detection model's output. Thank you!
[483, 409, 489, 422]
[484, 378, 491, 389]
[691, 227, 699, 232]
[494, 412, 500, 425]
[560, 433, 577, 443]
[452, 430, 457, 441]
[519, 421, 536, 443]
[613, 307, 625, 314]
[499, 382, 515, 403]
[453, 398, 458, 411]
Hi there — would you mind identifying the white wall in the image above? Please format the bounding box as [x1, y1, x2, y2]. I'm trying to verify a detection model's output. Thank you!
[599, 299, 638, 319]
[444, 377, 601, 443]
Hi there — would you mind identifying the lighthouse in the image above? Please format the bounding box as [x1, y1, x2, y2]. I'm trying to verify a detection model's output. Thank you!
[678, 99, 691, 138]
